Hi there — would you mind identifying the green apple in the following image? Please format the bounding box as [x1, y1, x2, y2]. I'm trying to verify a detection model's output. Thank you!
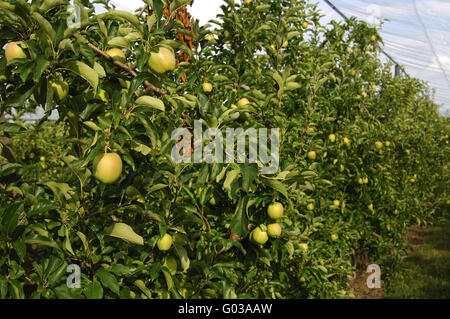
[106, 48, 126, 63]
[50, 79, 69, 101]
[5, 42, 26, 63]
[93, 152, 123, 184]
[307, 151, 316, 160]
[237, 98, 250, 107]
[328, 134, 336, 143]
[370, 35, 377, 41]
[203, 82, 213, 93]
[375, 141, 383, 150]
[343, 137, 351, 147]
[157, 233, 173, 251]
[267, 223, 281, 238]
[148, 47, 176, 74]
[267, 202, 284, 219]
[205, 34, 215, 41]
[333, 199, 340, 207]
[302, 21, 309, 28]
[307, 203, 314, 211]
[299, 243, 308, 252]
[282, 40, 288, 48]
[209, 196, 216, 206]
[331, 233, 339, 241]
[251, 226, 268, 245]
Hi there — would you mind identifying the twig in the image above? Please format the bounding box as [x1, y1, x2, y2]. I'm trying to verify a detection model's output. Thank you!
[137, 4, 148, 17]
[195, 202, 212, 234]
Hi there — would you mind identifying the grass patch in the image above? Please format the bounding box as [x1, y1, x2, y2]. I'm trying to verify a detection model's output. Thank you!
[386, 216, 450, 299]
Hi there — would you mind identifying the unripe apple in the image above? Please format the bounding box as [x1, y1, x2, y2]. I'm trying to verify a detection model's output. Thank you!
[333, 200, 340, 207]
[307, 151, 316, 160]
[157, 233, 173, 251]
[362, 91, 367, 98]
[106, 48, 126, 63]
[328, 134, 336, 143]
[267, 202, 284, 219]
[148, 47, 176, 74]
[50, 79, 69, 101]
[339, 164, 345, 172]
[209, 196, 216, 206]
[5, 42, 26, 63]
[370, 35, 377, 41]
[282, 40, 288, 48]
[363, 177, 368, 184]
[346, 47, 352, 53]
[251, 226, 268, 245]
[205, 34, 215, 41]
[237, 98, 250, 107]
[343, 137, 351, 147]
[306, 203, 314, 211]
[267, 223, 282, 238]
[298, 243, 308, 252]
[358, 178, 364, 185]
[93, 152, 123, 184]
[203, 82, 213, 93]
[302, 21, 309, 28]
[350, 69, 356, 76]
[385, 141, 391, 147]
[375, 141, 383, 150]
[331, 233, 339, 241]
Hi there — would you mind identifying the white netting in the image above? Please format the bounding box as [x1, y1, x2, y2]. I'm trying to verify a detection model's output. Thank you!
[102, 0, 450, 117]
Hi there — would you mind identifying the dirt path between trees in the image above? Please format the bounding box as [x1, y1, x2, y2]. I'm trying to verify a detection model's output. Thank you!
[349, 225, 434, 299]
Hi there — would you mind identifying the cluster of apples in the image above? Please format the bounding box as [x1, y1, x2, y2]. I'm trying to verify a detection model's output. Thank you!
[250, 202, 284, 245]
[4, 42, 69, 100]
[90, 47, 177, 185]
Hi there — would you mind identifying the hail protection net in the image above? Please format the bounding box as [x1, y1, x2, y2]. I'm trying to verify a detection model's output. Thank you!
[108, 0, 450, 116]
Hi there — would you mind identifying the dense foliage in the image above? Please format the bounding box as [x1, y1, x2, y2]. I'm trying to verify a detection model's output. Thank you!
[0, 0, 449, 299]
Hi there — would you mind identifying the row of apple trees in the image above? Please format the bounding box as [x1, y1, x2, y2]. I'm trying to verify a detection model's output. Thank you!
[0, 0, 449, 299]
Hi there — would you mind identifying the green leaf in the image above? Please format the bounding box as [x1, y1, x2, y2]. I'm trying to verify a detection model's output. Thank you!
[65, 60, 99, 91]
[84, 280, 103, 299]
[173, 243, 190, 272]
[107, 36, 130, 49]
[134, 96, 165, 112]
[134, 280, 152, 299]
[262, 179, 288, 199]
[96, 11, 143, 34]
[169, 0, 191, 14]
[105, 223, 144, 245]
[241, 164, 258, 192]
[1, 203, 23, 238]
[230, 195, 249, 237]
[96, 269, 120, 296]
[31, 12, 56, 42]
[223, 169, 241, 194]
